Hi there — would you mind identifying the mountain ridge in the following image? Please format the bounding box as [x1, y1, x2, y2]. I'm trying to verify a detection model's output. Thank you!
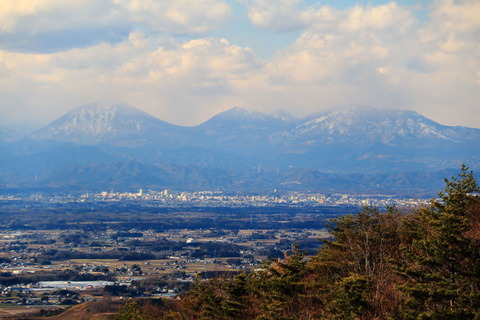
[23, 102, 480, 144]
[1, 101, 479, 193]
[30, 100, 185, 147]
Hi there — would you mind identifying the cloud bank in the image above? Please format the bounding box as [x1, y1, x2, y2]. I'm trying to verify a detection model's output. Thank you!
[0, 0, 479, 129]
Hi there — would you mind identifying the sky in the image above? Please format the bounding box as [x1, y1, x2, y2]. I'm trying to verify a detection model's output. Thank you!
[0, 0, 479, 130]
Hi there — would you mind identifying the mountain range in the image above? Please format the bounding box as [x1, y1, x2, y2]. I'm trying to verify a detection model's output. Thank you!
[1, 100, 478, 195]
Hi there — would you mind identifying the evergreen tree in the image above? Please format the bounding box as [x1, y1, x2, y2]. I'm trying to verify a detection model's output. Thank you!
[398, 165, 480, 319]
[113, 299, 153, 320]
[329, 273, 371, 320]
[222, 272, 250, 319]
[183, 276, 226, 320]
[254, 247, 308, 320]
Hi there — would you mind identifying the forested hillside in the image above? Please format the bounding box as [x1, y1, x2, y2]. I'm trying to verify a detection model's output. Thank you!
[112, 165, 480, 320]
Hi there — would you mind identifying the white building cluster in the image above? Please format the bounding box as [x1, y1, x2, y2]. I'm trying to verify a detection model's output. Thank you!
[79, 189, 427, 208]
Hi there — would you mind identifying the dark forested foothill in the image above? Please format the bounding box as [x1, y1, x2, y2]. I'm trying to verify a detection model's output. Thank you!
[111, 166, 480, 319]
[0, 204, 356, 232]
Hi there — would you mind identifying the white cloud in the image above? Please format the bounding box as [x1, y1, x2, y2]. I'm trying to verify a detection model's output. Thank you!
[244, 0, 310, 31]
[0, 0, 479, 129]
[234, 0, 480, 127]
[116, 0, 232, 34]
[243, 1, 415, 33]
[258, 3, 417, 89]
[0, 0, 232, 52]
[429, 0, 480, 33]
[340, 3, 415, 32]
[0, 0, 122, 34]
[0, 32, 262, 127]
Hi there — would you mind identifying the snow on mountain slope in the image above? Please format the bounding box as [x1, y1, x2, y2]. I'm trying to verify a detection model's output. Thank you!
[199, 107, 287, 128]
[16, 102, 479, 175]
[290, 106, 477, 147]
[0, 127, 14, 144]
[30, 100, 181, 146]
[270, 110, 297, 122]
[195, 107, 292, 150]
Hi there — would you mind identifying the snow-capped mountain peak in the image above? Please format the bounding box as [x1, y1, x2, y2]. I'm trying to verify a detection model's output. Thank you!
[291, 106, 463, 145]
[30, 100, 174, 145]
[0, 126, 14, 144]
[208, 107, 273, 123]
[3, 101, 479, 187]
[270, 110, 296, 122]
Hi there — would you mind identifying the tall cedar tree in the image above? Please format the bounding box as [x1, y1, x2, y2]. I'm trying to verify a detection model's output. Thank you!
[253, 247, 308, 320]
[398, 165, 480, 319]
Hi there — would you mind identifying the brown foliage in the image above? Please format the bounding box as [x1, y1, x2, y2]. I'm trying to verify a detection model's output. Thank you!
[46, 299, 124, 320]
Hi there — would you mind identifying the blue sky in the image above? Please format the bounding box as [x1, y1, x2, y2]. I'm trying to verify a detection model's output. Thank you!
[212, 0, 426, 58]
[0, 0, 479, 129]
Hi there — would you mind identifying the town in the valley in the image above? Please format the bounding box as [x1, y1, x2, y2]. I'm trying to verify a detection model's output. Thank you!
[0, 190, 426, 317]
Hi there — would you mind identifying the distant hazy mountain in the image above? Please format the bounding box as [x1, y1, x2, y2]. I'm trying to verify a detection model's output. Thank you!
[38, 160, 453, 196]
[290, 106, 478, 146]
[270, 110, 297, 122]
[1, 101, 479, 193]
[30, 100, 185, 147]
[276, 106, 480, 171]
[193, 107, 292, 158]
[0, 126, 14, 144]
